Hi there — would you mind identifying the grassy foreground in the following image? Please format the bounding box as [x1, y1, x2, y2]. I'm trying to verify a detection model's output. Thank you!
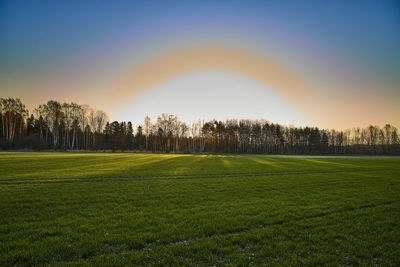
[0, 152, 399, 266]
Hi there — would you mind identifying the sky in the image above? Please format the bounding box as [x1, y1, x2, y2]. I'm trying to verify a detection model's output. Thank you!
[0, 0, 399, 129]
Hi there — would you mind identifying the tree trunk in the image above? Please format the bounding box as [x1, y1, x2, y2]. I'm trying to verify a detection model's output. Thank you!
[72, 128, 76, 149]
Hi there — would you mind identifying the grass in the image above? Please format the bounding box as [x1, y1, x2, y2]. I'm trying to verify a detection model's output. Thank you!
[0, 152, 399, 266]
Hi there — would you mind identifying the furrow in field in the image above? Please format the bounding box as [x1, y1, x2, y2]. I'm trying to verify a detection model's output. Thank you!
[152, 200, 398, 248]
[0, 168, 390, 185]
[65, 200, 397, 264]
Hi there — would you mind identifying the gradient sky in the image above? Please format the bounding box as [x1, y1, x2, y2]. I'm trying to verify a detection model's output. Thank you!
[1, 0, 399, 129]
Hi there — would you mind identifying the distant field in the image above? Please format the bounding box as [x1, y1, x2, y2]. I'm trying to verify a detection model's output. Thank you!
[0, 153, 399, 266]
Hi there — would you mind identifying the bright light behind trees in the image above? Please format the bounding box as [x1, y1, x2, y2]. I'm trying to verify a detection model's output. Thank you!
[114, 71, 306, 127]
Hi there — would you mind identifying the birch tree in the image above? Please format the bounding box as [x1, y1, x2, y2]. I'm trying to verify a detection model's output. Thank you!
[0, 98, 28, 144]
[143, 116, 151, 150]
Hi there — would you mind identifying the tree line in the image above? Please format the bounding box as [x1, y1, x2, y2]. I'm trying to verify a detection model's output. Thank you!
[1, 97, 399, 155]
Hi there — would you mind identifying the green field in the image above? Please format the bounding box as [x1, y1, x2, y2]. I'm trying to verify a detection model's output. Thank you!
[1, 153, 399, 266]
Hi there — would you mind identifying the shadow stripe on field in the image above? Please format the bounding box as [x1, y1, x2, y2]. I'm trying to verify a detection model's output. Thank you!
[0, 168, 393, 185]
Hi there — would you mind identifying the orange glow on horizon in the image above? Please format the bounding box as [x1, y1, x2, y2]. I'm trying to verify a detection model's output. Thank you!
[112, 45, 317, 121]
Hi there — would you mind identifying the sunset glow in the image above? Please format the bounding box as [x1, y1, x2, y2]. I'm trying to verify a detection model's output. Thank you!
[1, 1, 399, 129]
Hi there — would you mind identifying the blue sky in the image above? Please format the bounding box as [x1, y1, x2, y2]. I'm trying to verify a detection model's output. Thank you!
[1, 0, 399, 128]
